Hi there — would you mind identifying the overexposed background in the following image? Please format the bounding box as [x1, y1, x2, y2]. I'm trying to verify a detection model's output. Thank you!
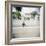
[0, 0, 46, 46]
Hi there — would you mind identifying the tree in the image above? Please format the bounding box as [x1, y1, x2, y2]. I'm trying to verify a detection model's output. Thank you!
[12, 10, 21, 19]
[31, 11, 38, 17]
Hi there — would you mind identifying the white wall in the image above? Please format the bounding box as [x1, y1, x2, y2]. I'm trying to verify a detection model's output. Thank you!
[0, 0, 46, 46]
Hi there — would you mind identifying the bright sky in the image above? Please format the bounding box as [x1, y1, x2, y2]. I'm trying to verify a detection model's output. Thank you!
[12, 6, 40, 14]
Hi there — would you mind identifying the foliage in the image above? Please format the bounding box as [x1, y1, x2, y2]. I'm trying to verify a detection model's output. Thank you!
[31, 11, 38, 17]
[12, 10, 21, 19]
[15, 10, 21, 17]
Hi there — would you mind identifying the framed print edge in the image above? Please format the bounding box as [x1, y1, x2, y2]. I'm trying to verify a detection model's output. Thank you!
[5, 1, 9, 45]
[5, 1, 45, 45]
